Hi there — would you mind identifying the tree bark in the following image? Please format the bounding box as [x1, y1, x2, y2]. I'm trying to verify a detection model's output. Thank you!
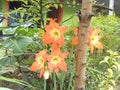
[74, 0, 93, 90]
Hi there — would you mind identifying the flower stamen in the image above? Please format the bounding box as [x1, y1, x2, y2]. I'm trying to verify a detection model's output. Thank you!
[51, 56, 61, 65]
[50, 29, 60, 39]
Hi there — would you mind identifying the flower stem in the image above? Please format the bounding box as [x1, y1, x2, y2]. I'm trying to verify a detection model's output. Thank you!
[53, 72, 57, 90]
[44, 79, 46, 90]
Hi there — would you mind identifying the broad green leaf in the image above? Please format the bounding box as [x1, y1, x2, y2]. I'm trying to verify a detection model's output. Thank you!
[0, 56, 16, 70]
[0, 87, 13, 90]
[0, 75, 35, 90]
[2, 36, 33, 54]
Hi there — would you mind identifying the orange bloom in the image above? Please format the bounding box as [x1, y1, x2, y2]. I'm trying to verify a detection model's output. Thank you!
[71, 27, 103, 53]
[30, 50, 49, 78]
[48, 45, 69, 74]
[88, 28, 103, 53]
[42, 19, 68, 46]
[72, 28, 78, 45]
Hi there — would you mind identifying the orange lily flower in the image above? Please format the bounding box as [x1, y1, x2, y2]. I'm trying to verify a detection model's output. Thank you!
[88, 28, 103, 53]
[72, 28, 103, 53]
[48, 44, 69, 74]
[72, 28, 78, 45]
[30, 50, 49, 79]
[42, 19, 68, 47]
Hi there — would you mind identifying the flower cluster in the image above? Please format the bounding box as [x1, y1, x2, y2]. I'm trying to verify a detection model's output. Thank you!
[30, 19, 103, 79]
[30, 19, 69, 79]
[72, 28, 103, 53]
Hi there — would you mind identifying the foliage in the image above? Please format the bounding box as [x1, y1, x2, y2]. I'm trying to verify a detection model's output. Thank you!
[0, 75, 36, 90]
[99, 50, 120, 90]
[91, 14, 120, 50]
[0, 0, 78, 89]
[86, 14, 120, 90]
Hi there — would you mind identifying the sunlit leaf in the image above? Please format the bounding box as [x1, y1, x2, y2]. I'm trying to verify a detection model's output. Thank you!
[112, 62, 120, 71]
[110, 80, 115, 86]
[107, 68, 113, 78]
[99, 80, 105, 87]
[99, 56, 109, 65]
[108, 85, 114, 90]
[54, 4, 58, 9]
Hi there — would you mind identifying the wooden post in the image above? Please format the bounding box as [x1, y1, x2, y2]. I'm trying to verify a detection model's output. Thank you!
[74, 0, 93, 90]
[4, 0, 9, 26]
[57, 0, 64, 23]
[47, 0, 64, 23]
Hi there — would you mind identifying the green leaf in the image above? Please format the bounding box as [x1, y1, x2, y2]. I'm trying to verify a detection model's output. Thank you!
[15, 27, 38, 37]
[99, 56, 109, 65]
[0, 87, 13, 90]
[0, 49, 6, 57]
[72, 1, 76, 5]
[0, 56, 16, 70]
[110, 80, 115, 86]
[45, 5, 50, 9]
[0, 75, 36, 90]
[108, 85, 114, 90]
[59, 4, 63, 8]
[112, 62, 120, 70]
[2, 36, 33, 54]
[99, 80, 105, 87]
[107, 68, 113, 78]
[54, 4, 58, 9]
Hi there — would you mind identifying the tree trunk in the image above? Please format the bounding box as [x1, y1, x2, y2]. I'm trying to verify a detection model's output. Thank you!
[74, 0, 93, 90]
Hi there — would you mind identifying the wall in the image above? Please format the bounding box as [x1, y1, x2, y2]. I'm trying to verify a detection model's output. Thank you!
[114, 0, 120, 17]
[95, 0, 120, 17]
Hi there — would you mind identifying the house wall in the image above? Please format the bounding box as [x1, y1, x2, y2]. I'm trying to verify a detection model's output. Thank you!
[95, 0, 120, 17]
[114, 0, 120, 17]
[95, 0, 109, 14]
[95, 0, 109, 7]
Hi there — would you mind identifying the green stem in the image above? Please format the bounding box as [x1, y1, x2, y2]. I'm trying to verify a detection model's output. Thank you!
[44, 79, 46, 90]
[67, 73, 74, 90]
[104, 76, 109, 90]
[53, 72, 57, 90]
[60, 72, 66, 90]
